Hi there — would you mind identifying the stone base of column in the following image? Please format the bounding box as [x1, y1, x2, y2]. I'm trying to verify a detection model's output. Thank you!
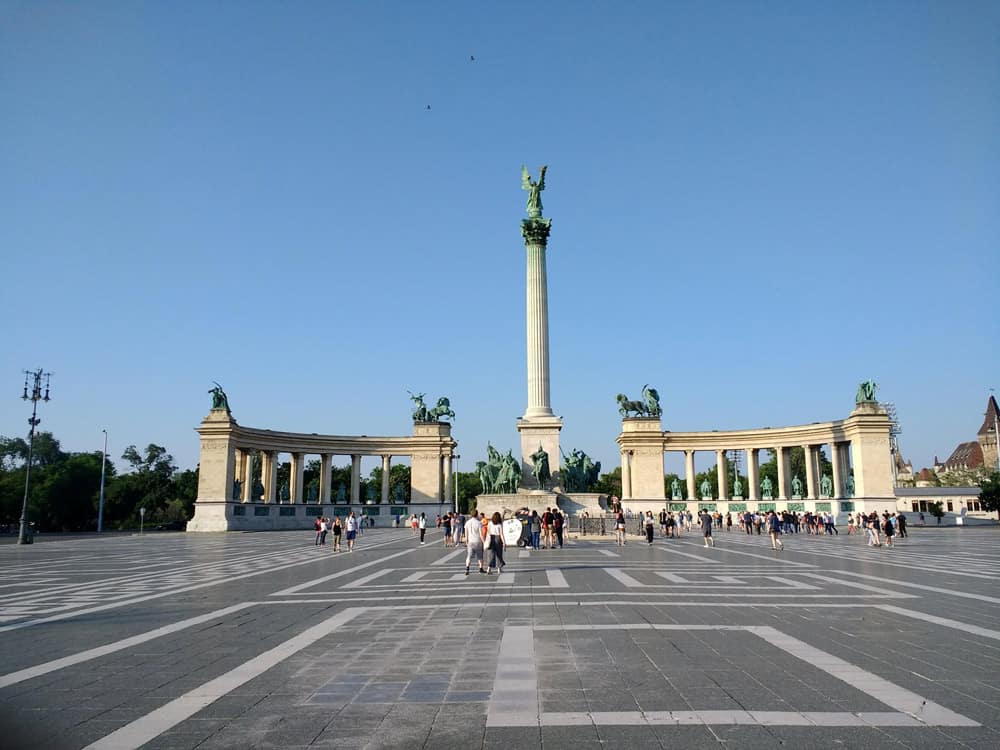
[516, 415, 562, 490]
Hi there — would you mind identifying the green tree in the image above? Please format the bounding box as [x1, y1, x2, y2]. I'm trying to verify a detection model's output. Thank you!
[455, 470, 481, 514]
[595, 466, 622, 500]
[107, 444, 178, 527]
[978, 471, 1000, 520]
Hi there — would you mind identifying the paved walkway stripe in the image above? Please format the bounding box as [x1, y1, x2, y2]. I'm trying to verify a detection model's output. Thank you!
[430, 548, 465, 566]
[270, 548, 416, 595]
[340, 568, 394, 589]
[486, 625, 537, 727]
[545, 569, 569, 588]
[598, 549, 619, 557]
[877, 604, 1000, 641]
[602, 568, 644, 587]
[0, 602, 256, 689]
[83, 607, 362, 750]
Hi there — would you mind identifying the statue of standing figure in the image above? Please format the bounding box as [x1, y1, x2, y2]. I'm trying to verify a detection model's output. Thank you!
[670, 478, 681, 499]
[791, 475, 803, 497]
[530, 444, 550, 490]
[820, 474, 833, 498]
[846, 475, 855, 498]
[699, 478, 712, 499]
[855, 380, 879, 404]
[761, 475, 774, 500]
[232, 478, 242, 501]
[208, 382, 231, 413]
[522, 165, 547, 219]
[732, 475, 743, 498]
[408, 391, 428, 422]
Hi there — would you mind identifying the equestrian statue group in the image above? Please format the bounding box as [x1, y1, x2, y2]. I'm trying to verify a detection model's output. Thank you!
[616, 384, 662, 418]
[408, 391, 455, 422]
[477, 443, 523, 495]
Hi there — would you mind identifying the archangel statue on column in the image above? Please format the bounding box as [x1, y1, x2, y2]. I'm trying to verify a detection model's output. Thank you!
[522, 165, 547, 219]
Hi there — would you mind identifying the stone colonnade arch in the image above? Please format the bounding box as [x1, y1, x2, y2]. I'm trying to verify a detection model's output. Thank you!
[188, 409, 457, 532]
[616, 402, 893, 515]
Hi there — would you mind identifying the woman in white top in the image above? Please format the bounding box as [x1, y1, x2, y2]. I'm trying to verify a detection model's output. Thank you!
[486, 512, 506, 574]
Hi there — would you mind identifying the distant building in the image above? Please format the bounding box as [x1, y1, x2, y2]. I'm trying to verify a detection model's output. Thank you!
[923, 395, 999, 482]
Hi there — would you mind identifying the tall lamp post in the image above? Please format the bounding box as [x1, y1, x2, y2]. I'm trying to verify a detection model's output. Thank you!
[98, 429, 108, 533]
[453, 454, 460, 514]
[18, 369, 52, 545]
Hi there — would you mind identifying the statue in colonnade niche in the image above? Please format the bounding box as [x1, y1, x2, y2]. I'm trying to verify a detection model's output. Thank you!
[365, 483, 377, 504]
[208, 382, 231, 414]
[791, 475, 803, 497]
[699, 478, 712, 499]
[671, 478, 682, 499]
[820, 474, 833, 498]
[855, 380, 879, 404]
[279, 482, 290, 503]
[760, 476, 774, 500]
[335, 483, 347, 503]
[393, 483, 407, 504]
[530, 444, 550, 490]
[846, 475, 855, 498]
[732, 475, 743, 498]
[232, 478, 242, 501]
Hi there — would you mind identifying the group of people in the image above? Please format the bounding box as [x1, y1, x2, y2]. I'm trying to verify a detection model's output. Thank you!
[312, 512, 360, 552]
[853, 510, 907, 548]
[460, 511, 508, 575]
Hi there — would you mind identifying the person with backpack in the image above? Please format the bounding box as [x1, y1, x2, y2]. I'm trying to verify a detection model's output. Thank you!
[552, 512, 564, 548]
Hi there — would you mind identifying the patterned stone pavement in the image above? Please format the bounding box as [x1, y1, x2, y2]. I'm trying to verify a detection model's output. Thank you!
[1, 524, 998, 749]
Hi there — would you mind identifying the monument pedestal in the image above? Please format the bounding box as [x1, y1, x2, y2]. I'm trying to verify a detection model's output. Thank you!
[517, 415, 562, 489]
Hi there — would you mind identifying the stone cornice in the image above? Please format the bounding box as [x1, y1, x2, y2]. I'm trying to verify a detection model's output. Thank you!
[196, 422, 457, 457]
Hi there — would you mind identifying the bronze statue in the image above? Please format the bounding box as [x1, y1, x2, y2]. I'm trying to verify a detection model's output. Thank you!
[855, 380, 879, 404]
[530, 444, 550, 490]
[408, 391, 428, 422]
[521, 165, 547, 219]
[426, 397, 455, 422]
[208, 382, 230, 413]
[761, 475, 774, 500]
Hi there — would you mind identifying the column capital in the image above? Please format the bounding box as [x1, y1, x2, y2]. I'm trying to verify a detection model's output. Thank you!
[521, 218, 552, 244]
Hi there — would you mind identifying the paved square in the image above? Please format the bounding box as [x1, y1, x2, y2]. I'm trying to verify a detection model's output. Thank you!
[1, 526, 999, 749]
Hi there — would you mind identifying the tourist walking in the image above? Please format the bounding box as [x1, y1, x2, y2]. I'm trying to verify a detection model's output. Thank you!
[553, 511, 564, 548]
[465, 512, 485, 575]
[896, 512, 908, 539]
[644, 511, 655, 544]
[442, 513, 452, 546]
[314, 516, 323, 545]
[345, 511, 359, 551]
[615, 509, 627, 546]
[319, 517, 328, 546]
[882, 512, 895, 548]
[699, 510, 715, 548]
[332, 516, 342, 551]
[767, 510, 784, 550]
[486, 512, 506, 574]
[419, 512, 427, 544]
[530, 511, 541, 550]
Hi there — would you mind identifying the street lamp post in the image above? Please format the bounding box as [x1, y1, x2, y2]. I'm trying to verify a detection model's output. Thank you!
[18, 369, 52, 545]
[98, 429, 108, 533]
[453, 454, 460, 514]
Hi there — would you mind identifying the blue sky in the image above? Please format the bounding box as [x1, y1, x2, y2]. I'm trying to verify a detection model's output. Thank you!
[2, 1, 998, 478]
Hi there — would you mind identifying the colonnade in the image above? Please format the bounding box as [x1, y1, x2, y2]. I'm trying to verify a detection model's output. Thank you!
[229, 448, 458, 505]
[620, 443, 853, 501]
[616, 402, 895, 505]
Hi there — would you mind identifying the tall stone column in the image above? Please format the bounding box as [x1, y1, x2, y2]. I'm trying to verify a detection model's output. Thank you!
[381, 455, 392, 504]
[516, 189, 562, 486]
[776, 447, 789, 500]
[804, 445, 817, 500]
[685, 450, 696, 503]
[715, 450, 728, 501]
[350, 454, 361, 505]
[831, 443, 843, 499]
[290, 452, 305, 503]
[747, 448, 760, 501]
[319, 454, 331, 504]
[621, 451, 632, 500]
[443, 455, 452, 505]
[242, 451, 254, 502]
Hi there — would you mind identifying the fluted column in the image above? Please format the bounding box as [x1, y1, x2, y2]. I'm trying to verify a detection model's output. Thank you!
[747, 448, 759, 501]
[242, 451, 254, 502]
[776, 447, 788, 500]
[831, 443, 843, 499]
[319, 453, 332, 504]
[522, 218, 554, 419]
[715, 450, 728, 501]
[263, 451, 277, 503]
[621, 451, 632, 500]
[685, 450, 696, 503]
[443, 455, 452, 504]
[381, 455, 392, 504]
[290, 452, 305, 503]
[804, 445, 817, 500]
[350, 454, 361, 505]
